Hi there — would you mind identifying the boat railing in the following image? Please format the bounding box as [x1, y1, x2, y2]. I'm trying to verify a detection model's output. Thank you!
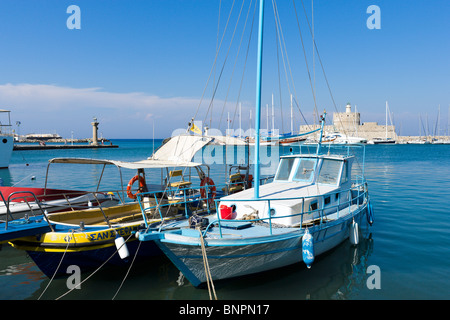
[212, 181, 369, 238]
[0, 188, 127, 224]
[136, 180, 246, 229]
[0, 190, 55, 232]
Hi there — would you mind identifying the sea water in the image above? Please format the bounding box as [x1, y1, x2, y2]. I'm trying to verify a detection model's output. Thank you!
[0, 141, 449, 300]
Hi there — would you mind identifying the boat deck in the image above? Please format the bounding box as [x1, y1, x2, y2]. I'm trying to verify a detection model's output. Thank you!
[142, 203, 361, 242]
[0, 216, 55, 243]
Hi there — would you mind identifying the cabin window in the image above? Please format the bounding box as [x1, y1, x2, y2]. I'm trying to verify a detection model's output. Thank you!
[324, 196, 331, 206]
[340, 161, 349, 184]
[293, 159, 316, 182]
[317, 159, 342, 185]
[310, 201, 318, 211]
[275, 158, 295, 181]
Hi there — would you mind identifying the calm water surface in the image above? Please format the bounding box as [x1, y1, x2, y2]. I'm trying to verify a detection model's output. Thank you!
[1, 140, 449, 300]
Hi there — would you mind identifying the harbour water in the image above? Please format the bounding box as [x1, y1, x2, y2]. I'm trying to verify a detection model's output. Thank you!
[1, 140, 449, 300]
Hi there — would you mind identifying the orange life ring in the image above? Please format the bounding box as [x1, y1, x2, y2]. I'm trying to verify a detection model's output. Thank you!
[127, 175, 146, 199]
[240, 174, 253, 188]
[200, 177, 216, 205]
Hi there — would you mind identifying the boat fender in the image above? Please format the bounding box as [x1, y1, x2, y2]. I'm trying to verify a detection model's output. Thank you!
[302, 229, 314, 268]
[349, 219, 359, 245]
[115, 235, 130, 260]
[367, 203, 374, 226]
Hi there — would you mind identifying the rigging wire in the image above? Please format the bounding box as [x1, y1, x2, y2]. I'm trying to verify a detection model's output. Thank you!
[215, 0, 247, 131]
[297, 0, 350, 137]
[273, 1, 285, 134]
[230, 0, 258, 131]
[210, 0, 222, 129]
[291, 0, 320, 126]
[192, 0, 237, 126]
[272, 0, 312, 135]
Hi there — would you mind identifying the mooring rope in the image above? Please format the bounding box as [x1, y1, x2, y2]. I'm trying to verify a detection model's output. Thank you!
[54, 232, 134, 300]
[198, 228, 217, 300]
[111, 236, 143, 300]
[38, 230, 75, 300]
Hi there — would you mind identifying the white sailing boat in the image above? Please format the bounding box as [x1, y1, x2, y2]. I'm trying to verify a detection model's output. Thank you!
[368, 101, 396, 144]
[138, 0, 373, 289]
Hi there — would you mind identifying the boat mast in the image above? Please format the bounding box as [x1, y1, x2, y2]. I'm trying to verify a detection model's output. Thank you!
[385, 101, 388, 139]
[271, 93, 275, 136]
[254, 0, 265, 199]
[316, 112, 326, 155]
[290, 94, 293, 134]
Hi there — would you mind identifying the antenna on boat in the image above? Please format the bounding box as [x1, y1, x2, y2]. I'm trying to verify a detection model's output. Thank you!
[254, 0, 265, 200]
[316, 111, 326, 155]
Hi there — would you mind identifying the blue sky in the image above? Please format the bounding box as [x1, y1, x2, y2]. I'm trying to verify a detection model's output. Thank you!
[0, 0, 449, 139]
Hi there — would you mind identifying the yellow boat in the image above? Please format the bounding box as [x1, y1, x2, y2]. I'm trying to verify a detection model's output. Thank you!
[9, 197, 209, 278]
[6, 152, 217, 278]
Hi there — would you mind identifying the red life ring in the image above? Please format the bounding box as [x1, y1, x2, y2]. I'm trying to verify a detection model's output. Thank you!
[127, 175, 146, 199]
[200, 177, 216, 205]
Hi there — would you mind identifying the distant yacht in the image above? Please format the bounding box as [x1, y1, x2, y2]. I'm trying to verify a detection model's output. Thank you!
[322, 132, 367, 144]
[368, 101, 396, 144]
[0, 110, 14, 169]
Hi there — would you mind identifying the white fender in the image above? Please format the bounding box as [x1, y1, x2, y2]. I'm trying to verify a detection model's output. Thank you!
[349, 219, 359, 245]
[115, 235, 130, 259]
[302, 229, 314, 268]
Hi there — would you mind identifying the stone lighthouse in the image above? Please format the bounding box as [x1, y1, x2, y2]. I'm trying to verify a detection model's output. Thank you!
[91, 117, 99, 146]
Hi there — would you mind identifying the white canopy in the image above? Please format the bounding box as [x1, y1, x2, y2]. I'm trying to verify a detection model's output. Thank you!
[150, 134, 212, 163]
[48, 134, 213, 169]
[48, 157, 203, 169]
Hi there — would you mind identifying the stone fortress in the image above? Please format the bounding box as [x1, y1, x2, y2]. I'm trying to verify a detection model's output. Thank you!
[299, 103, 398, 141]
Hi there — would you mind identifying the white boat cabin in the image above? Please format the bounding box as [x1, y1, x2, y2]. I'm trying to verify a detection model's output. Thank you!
[219, 154, 355, 227]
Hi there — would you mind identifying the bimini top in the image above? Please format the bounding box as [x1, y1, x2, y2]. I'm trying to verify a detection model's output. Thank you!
[47, 157, 202, 169]
[150, 134, 212, 163]
[48, 134, 213, 169]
